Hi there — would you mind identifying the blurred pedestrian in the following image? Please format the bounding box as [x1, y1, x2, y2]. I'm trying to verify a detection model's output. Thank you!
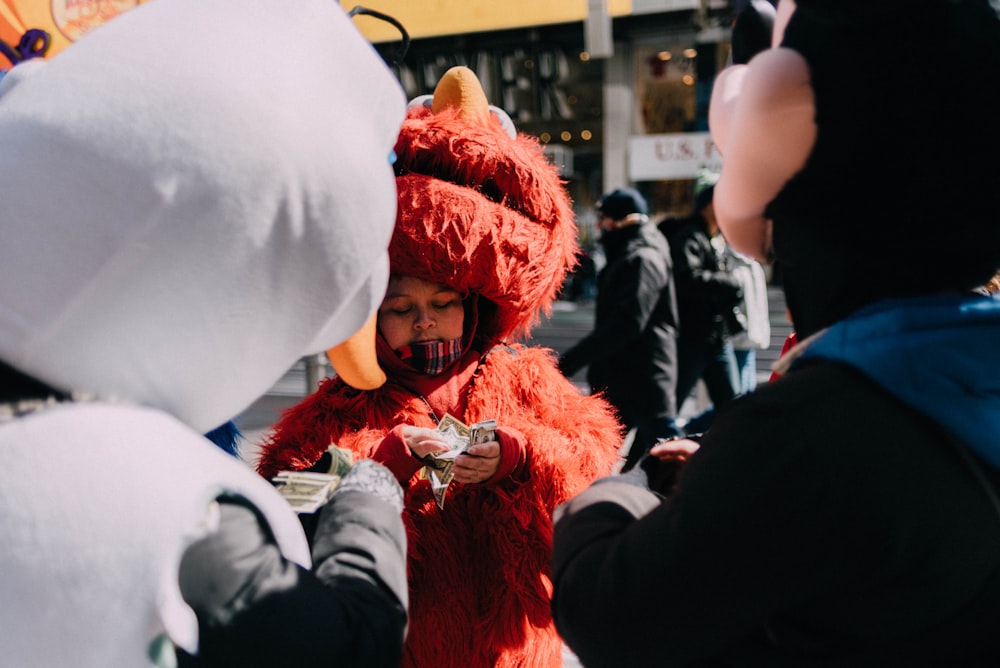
[683, 239, 771, 431]
[559, 187, 682, 471]
[723, 243, 771, 392]
[659, 183, 743, 434]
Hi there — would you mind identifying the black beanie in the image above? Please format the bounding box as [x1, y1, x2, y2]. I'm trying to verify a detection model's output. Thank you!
[597, 188, 647, 221]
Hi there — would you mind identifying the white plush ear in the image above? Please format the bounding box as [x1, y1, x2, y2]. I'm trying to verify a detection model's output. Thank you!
[0, 0, 406, 432]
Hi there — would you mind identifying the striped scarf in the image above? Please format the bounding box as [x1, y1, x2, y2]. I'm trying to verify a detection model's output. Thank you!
[395, 337, 464, 375]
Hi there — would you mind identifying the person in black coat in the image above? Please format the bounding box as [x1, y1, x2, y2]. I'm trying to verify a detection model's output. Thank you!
[660, 184, 743, 433]
[559, 188, 681, 470]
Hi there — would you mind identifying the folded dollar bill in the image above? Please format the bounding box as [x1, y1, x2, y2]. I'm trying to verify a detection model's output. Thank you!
[272, 470, 342, 514]
[422, 414, 497, 509]
[271, 445, 355, 514]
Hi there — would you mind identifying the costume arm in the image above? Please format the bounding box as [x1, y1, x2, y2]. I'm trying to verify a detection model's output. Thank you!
[463, 347, 623, 628]
[482, 347, 624, 504]
[178, 467, 407, 667]
[369, 424, 426, 483]
[484, 425, 527, 484]
[709, 48, 816, 261]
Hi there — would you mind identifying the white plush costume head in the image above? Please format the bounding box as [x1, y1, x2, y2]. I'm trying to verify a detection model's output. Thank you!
[0, 1, 405, 663]
[0, 0, 404, 432]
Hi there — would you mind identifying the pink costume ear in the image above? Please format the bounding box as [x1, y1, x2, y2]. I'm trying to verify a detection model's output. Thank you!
[326, 311, 386, 390]
[708, 44, 816, 263]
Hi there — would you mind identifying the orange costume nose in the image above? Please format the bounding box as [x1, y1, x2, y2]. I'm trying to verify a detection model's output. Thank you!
[326, 311, 386, 390]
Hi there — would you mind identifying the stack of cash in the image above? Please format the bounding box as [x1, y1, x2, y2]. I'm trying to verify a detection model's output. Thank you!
[272, 470, 343, 514]
[272, 445, 355, 514]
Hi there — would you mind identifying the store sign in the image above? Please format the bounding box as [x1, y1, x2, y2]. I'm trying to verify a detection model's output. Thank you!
[628, 132, 721, 181]
[1, 0, 151, 59]
[344, 0, 634, 43]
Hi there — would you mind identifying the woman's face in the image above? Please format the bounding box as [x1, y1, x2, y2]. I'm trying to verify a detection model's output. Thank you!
[377, 275, 465, 350]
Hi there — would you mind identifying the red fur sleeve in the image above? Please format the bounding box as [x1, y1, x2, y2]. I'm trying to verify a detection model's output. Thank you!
[255, 377, 430, 479]
[468, 344, 624, 505]
[451, 344, 624, 632]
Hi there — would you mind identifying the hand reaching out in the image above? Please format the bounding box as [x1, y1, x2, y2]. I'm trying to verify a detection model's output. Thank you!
[617, 437, 702, 497]
[648, 437, 700, 463]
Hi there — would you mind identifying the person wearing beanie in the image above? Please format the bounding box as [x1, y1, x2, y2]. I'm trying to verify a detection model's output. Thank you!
[552, 1, 1000, 665]
[0, 1, 411, 666]
[257, 66, 623, 668]
[559, 186, 682, 471]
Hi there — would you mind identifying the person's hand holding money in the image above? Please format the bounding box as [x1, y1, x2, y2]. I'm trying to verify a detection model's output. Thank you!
[451, 439, 501, 484]
[401, 425, 454, 459]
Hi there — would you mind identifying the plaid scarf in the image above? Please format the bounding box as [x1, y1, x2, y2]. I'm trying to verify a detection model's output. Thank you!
[395, 337, 464, 375]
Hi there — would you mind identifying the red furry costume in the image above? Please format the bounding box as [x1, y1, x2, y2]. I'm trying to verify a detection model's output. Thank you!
[257, 67, 624, 667]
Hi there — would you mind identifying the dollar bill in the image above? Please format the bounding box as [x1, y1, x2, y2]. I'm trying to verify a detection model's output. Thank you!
[469, 419, 497, 446]
[272, 470, 342, 514]
[421, 414, 498, 509]
[434, 413, 471, 455]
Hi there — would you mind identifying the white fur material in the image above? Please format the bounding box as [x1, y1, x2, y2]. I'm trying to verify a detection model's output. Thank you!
[0, 402, 312, 664]
[0, 0, 405, 664]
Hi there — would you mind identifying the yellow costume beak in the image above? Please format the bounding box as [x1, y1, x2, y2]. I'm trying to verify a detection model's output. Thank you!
[431, 65, 491, 124]
[326, 311, 386, 390]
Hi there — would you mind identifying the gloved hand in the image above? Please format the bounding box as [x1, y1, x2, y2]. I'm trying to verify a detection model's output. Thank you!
[305, 444, 355, 476]
[332, 459, 404, 514]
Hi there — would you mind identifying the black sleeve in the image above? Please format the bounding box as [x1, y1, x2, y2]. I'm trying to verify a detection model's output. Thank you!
[673, 233, 742, 310]
[178, 491, 406, 668]
[550, 380, 856, 667]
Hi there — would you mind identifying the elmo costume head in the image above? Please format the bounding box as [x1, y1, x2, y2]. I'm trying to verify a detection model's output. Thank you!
[387, 66, 579, 345]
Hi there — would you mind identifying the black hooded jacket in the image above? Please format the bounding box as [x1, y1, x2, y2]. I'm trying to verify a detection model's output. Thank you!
[660, 214, 743, 345]
[559, 221, 679, 421]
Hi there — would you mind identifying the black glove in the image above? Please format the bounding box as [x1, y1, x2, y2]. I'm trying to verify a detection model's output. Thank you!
[613, 454, 681, 499]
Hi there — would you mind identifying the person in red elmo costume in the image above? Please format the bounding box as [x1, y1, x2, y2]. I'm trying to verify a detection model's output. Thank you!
[257, 66, 624, 668]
